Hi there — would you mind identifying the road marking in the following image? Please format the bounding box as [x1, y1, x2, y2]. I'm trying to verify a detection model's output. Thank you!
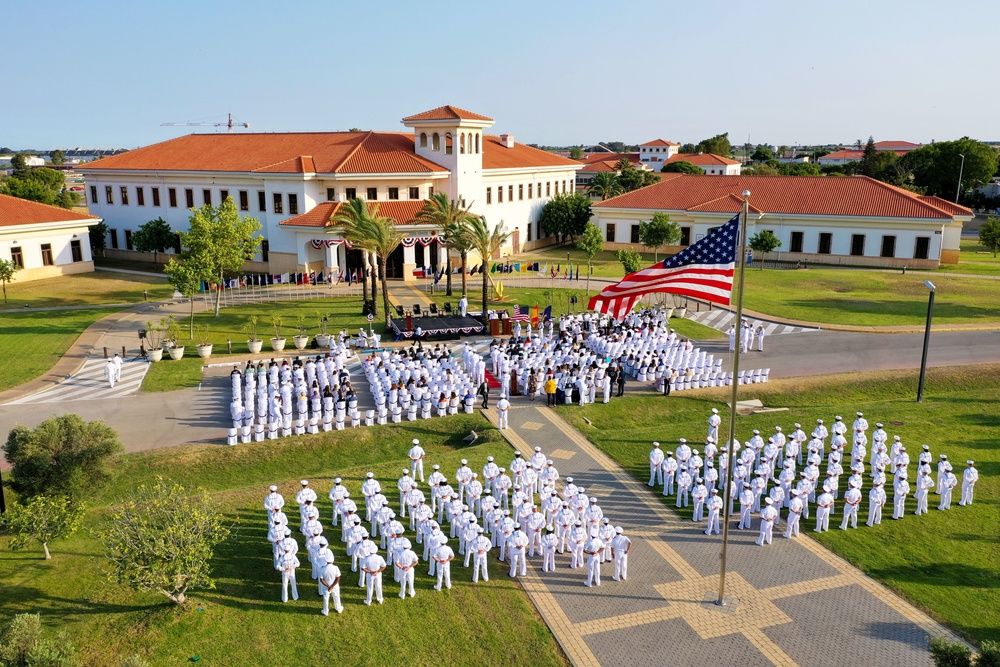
[686, 311, 819, 336]
[4, 360, 149, 405]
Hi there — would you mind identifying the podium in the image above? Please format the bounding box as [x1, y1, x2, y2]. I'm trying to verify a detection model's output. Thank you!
[490, 319, 501, 336]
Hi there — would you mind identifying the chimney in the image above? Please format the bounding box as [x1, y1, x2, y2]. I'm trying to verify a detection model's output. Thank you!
[500, 134, 514, 148]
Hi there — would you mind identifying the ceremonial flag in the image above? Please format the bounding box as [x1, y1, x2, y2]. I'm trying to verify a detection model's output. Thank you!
[541, 305, 553, 322]
[413, 267, 426, 278]
[589, 212, 739, 320]
[575, 264, 580, 280]
[531, 305, 540, 324]
[511, 305, 530, 322]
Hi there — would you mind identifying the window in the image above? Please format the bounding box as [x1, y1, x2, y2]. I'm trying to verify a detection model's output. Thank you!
[173, 233, 182, 254]
[10, 246, 23, 269]
[70, 239, 83, 262]
[432, 133, 440, 151]
[168, 188, 177, 207]
[110, 229, 119, 249]
[326, 188, 336, 202]
[120, 186, 129, 205]
[606, 224, 616, 243]
[528, 183, 533, 199]
[239, 190, 249, 211]
[546, 182, 551, 197]
[257, 191, 266, 212]
[880, 235, 896, 258]
[445, 133, 453, 155]
[519, 184, 523, 200]
[429, 186, 434, 196]
[288, 193, 298, 215]
[185, 189, 194, 208]
[89, 185, 98, 204]
[261, 239, 269, 262]
[527, 222, 532, 242]
[475, 134, 480, 154]
[680, 226, 691, 246]
[497, 186, 503, 203]
[420, 133, 427, 148]
[508, 185, 513, 202]
[460, 134, 465, 154]
[914, 237, 930, 260]
[818, 233, 832, 254]
[366, 187, 377, 200]
[790, 231, 804, 253]
[415, 244, 425, 267]
[346, 187, 357, 200]
[202, 189, 212, 206]
[850, 234, 865, 256]
[630, 225, 640, 244]
[40, 243, 54, 266]
[105, 186, 113, 204]
[151, 187, 161, 207]
[124, 230, 133, 250]
[272, 193, 283, 214]
[220, 189, 229, 203]
[486, 187, 492, 205]
[409, 187, 419, 199]
[136, 187, 145, 206]
[388, 187, 399, 200]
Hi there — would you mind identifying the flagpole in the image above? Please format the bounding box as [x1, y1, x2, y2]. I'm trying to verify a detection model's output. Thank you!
[716, 190, 752, 606]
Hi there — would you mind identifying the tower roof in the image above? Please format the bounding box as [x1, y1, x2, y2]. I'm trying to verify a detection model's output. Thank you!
[402, 105, 494, 123]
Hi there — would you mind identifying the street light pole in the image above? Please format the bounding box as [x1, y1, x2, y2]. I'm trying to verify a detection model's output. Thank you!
[955, 154, 965, 204]
[917, 280, 936, 402]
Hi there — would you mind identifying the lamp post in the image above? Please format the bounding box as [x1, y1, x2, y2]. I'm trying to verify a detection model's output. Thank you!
[917, 280, 936, 402]
[955, 154, 965, 204]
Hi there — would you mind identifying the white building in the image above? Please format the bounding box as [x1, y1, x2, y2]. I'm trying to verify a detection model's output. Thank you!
[638, 139, 679, 169]
[80, 105, 582, 281]
[0, 193, 99, 281]
[591, 174, 972, 268]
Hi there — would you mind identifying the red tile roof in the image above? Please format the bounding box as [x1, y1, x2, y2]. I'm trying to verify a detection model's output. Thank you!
[402, 105, 493, 122]
[821, 148, 907, 161]
[666, 153, 740, 167]
[593, 174, 972, 219]
[481, 135, 581, 170]
[580, 159, 641, 173]
[874, 140, 922, 148]
[640, 139, 679, 147]
[279, 200, 428, 228]
[581, 153, 639, 165]
[0, 193, 98, 228]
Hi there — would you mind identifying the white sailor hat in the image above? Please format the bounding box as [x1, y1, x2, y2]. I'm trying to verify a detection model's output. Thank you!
[589, 497, 598, 503]
[432, 464, 440, 469]
[899, 446, 906, 451]
[577, 487, 585, 493]
[476, 526, 484, 533]
[835, 416, 842, 420]
[602, 517, 610, 524]
[534, 446, 542, 452]
[940, 454, 947, 459]
[574, 520, 582, 526]
[817, 419, 824, 423]
[562, 501, 569, 507]
[547, 460, 553, 465]
[319, 537, 328, 545]
[284, 528, 292, 536]
[752, 429, 760, 435]
[922, 445, 930, 450]
[300, 480, 309, 486]
[512, 522, 521, 529]
[366, 472, 374, 478]
[461, 459, 468, 465]
[269, 485, 278, 491]
[967, 460, 975, 465]
[794, 423, 801, 428]
[711, 408, 719, 414]
[412, 438, 420, 445]
[893, 436, 901, 441]
[857, 412, 863, 416]
[615, 526, 624, 534]
[692, 449, 699, 455]
[325, 553, 334, 563]
[653, 441, 660, 447]
[514, 451, 522, 456]
[334, 477, 342, 484]
[791, 489, 799, 495]
[775, 426, 782, 431]
[487, 456, 494, 462]
[679, 438, 687, 443]
[765, 497, 773, 504]
[711, 488, 719, 494]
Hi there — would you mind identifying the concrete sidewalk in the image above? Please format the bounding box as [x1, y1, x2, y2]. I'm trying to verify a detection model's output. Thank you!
[480, 401, 963, 667]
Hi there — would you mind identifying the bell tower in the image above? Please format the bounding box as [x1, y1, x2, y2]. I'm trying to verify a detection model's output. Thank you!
[402, 105, 493, 204]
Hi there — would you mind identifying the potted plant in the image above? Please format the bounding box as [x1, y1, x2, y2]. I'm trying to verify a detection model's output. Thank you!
[244, 315, 263, 354]
[293, 315, 310, 350]
[314, 312, 331, 348]
[269, 315, 286, 351]
[165, 316, 185, 360]
[145, 319, 164, 362]
[195, 325, 213, 359]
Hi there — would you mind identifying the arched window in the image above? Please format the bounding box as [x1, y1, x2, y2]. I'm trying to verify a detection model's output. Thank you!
[420, 132, 427, 148]
[475, 133, 480, 154]
[460, 133, 465, 154]
[445, 133, 453, 155]
[432, 132, 440, 151]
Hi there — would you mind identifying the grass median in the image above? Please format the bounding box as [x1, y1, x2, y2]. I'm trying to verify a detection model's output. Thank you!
[559, 364, 998, 644]
[0, 415, 567, 667]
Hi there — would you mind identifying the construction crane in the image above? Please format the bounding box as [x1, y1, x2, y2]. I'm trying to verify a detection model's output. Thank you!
[161, 113, 250, 132]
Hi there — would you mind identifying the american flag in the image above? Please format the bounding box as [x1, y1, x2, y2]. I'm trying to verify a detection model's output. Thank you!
[511, 305, 530, 322]
[589, 212, 740, 320]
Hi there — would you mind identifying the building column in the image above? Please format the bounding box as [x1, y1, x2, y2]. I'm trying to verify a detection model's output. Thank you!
[402, 244, 416, 283]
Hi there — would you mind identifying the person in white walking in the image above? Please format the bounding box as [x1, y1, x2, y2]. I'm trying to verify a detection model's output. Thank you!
[959, 460, 978, 506]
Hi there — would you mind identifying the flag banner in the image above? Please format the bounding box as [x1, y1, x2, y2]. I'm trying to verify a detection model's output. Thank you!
[576, 264, 580, 280]
[589, 212, 739, 320]
[511, 305, 530, 322]
[513, 262, 521, 273]
[531, 304, 540, 324]
[539, 263, 548, 274]
[541, 305, 553, 322]
[413, 267, 426, 278]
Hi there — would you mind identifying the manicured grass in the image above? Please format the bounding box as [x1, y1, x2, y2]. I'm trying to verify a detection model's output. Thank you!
[958, 238, 1000, 264]
[559, 364, 999, 644]
[0, 415, 567, 667]
[741, 268, 1000, 326]
[513, 245, 654, 278]
[2, 270, 172, 308]
[141, 357, 205, 392]
[0, 309, 117, 392]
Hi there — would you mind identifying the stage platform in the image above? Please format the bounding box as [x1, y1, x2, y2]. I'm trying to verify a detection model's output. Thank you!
[389, 314, 485, 340]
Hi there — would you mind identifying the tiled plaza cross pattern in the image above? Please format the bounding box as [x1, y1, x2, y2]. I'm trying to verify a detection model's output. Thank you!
[480, 401, 964, 667]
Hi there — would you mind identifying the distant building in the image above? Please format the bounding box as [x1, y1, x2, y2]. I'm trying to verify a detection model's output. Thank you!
[0, 194, 99, 281]
[818, 141, 921, 167]
[638, 139, 680, 169]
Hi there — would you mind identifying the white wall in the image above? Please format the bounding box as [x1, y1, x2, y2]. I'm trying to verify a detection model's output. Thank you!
[480, 168, 578, 250]
[0, 224, 94, 279]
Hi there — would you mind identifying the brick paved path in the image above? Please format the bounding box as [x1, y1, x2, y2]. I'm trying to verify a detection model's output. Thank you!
[481, 402, 964, 667]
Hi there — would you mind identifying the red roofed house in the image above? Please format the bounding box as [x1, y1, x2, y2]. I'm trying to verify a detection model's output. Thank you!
[80, 105, 581, 280]
[818, 141, 922, 167]
[591, 174, 971, 268]
[0, 194, 100, 281]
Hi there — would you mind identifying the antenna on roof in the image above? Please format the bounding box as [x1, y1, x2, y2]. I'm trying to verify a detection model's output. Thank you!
[161, 113, 250, 132]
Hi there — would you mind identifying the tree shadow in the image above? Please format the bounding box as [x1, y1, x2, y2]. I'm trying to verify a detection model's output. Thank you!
[867, 563, 1000, 589]
[859, 621, 934, 649]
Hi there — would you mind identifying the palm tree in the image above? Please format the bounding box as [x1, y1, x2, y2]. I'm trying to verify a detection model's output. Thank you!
[332, 198, 399, 321]
[414, 193, 475, 297]
[587, 171, 624, 200]
[465, 216, 510, 325]
[613, 158, 632, 172]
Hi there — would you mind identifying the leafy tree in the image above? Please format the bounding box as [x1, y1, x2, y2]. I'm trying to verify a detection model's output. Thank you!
[977, 641, 1000, 667]
[743, 162, 781, 176]
[414, 193, 475, 296]
[538, 193, 592, 241]
[569, 146, 584, 160]
[928, 637, 971, 667]
[618, 165, 660, 192]
[0, 177, 55, 205]
[23, 167, 65, 192]
[661, 161, 704, 174]
[0, 613, 77, 667]
[904, 138, 1000, 199]
[4, 495, 86, 560]
[751, 145, 774, 162]
[180, 198, 262, 316]
[679, 143, 697, 154]
[0, 257, 18, 304]
[779, 162, 823, 176]
[164, 256, 208, 339]
[576, 223, 603, 294]
[748, 230, 782, 269]
[89, 220, 109, 257]
[638, 212, 681, 261]
[97, 478, 232, 606]
[53, 189, 79, 209]
[979, 216, 1000, 257]
[3, 414, 123, 500]
[10, 153, 29, 176]
[334, 199, 403, 326]
[616, 248, 643, 274]
[696, 132, 731, 157]
[50, 149, 65, 166]
[586, 171, 623, 200]
[131, 217, 174, 264]
[465, 216, 510, 324]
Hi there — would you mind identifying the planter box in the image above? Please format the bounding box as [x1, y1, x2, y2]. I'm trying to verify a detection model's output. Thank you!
[674, 307, 687, 318]
[168, 346, 185, 360]
[315, 334, 331, 348]
[248, 339, 263, 354]
[293, 335, 310, 350]
[148, 348, 164, 362]
[196, 344, 213, 359]
[271, 337, 287, 352]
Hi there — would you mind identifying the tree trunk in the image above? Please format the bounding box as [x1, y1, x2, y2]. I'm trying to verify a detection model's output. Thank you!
[169, 588, 187, 605]
[460, 252, 468, 297]
[586, 260, 591, 295]
[214, 271, 223, 316]
[43, 542, 51, 560]
[380, 260, 392, 329]
[2, 280, 6, 303]
[445, 256, 453, 296]
[360, 263, 369, 305]
[481, 269, 489, 326]
[189, 296, 195, 339]
[369, 254, 378, 316]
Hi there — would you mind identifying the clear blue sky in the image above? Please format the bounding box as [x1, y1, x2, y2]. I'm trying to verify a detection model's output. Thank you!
[3, 0, 995, 150]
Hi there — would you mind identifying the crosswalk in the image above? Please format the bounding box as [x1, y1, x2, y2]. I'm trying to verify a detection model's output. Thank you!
[685, 309, 819, 335]
[5, 359, 150, 405]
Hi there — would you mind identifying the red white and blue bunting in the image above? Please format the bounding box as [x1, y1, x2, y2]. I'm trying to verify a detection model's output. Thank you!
[310, 239, 353, 249]
[400, 236, 446, 248]
[389, 320, 483, 339]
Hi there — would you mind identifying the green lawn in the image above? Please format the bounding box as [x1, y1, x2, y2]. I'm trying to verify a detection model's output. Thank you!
[2, 270, 172, 308]
[559, 364, 999, 644]
[0, 415, 567, 667]
[514, 245, 659, 278]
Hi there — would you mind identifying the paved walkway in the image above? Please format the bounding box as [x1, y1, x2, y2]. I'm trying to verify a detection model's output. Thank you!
[479, 401, 964, 667]
[686, 309, 820, 335]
